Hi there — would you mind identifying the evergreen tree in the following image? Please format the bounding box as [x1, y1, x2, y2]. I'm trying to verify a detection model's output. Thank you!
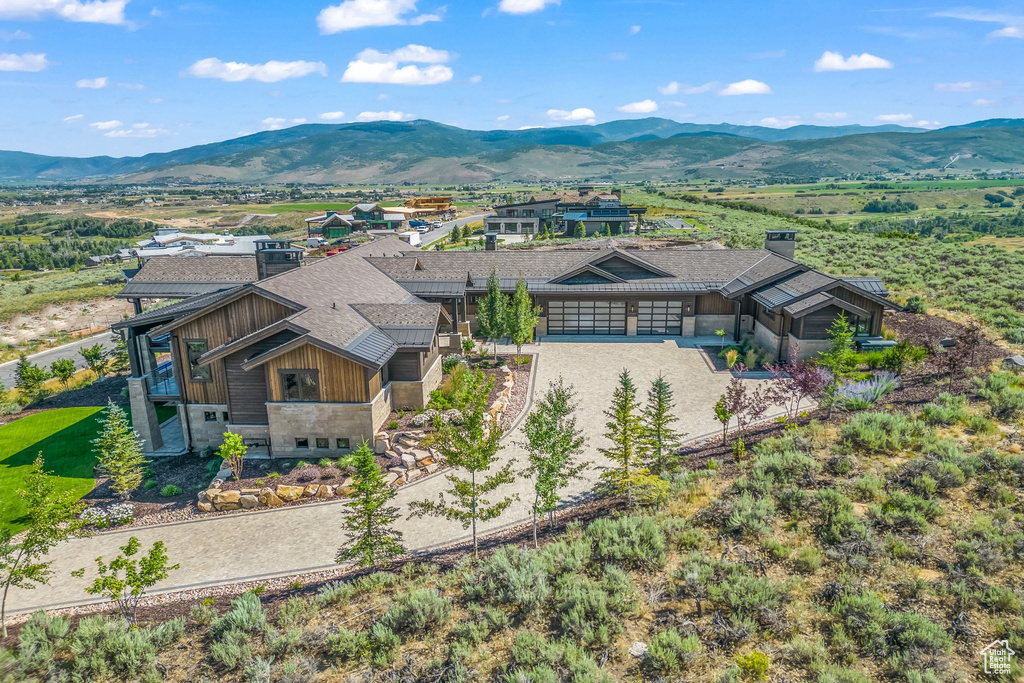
[1, 454, 87, 636]
[520, 377, 587, 547]
[109, 334, 130, 374]
[597, 369, 667, 508]
[818, 313, 857, 376]
[92, 399, 148, 500]
[14, 355, 49, 403]
[336, 440, 405, 568]
[643, 374, 685, 475]
[504, 278, 540, 366]
[602, 223, 612, 237]
[410, 371, 517, 557]
[573, 220, 586, 239]
[476, 267, 507, 358]
[50, 358, 76, 392]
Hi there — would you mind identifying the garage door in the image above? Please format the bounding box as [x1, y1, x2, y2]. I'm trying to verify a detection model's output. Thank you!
[547, 300, 626, 335]
[638, 301, 683, 335]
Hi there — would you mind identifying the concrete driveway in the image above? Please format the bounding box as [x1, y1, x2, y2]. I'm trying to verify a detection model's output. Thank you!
[6, 338, 764, 614]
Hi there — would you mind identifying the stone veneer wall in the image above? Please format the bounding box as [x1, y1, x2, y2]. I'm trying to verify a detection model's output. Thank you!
[128, 378, 163, 452]
[182, 403, 230, 450]
[695, 314, 737, 337]
[788, 336, 832, 362]
[267, 386, 392, 458]
[391, 355, 442, 410]
[753, 320, 783, 363]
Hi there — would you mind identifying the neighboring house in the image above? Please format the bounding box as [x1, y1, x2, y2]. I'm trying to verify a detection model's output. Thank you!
[351, 203, 405, 230]
[483, 187, 646, 236]
[134, 230, 271, 258]
[405, 196, 454, 216]
[485, 197, 559, 236]
[117, 254, 260, 314]
[305, 211, 355, 240]
[114, 232, 895, 457]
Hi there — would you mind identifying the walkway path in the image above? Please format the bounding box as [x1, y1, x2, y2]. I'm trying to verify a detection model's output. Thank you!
[7, 337, 761, 614]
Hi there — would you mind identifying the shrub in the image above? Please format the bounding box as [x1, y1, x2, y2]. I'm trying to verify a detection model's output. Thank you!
[211, 592, 267, 638]
[816, 489, 867, 546]
[647, 628, 702, 674]
[850, 474, 886, 502]
[537, 537, 592, 577]
[870, 491, 943, 534]
[836, 373, 900, 410]
[318, 457, 335, 467]
[832, 591, 951, 668]
[107, 503, 135, 525]
[734, 650, 770, 681]
[782, 635, 828, 676]
[840, 412, 923, 453]
[276, 596, 319, 629]
[904, 296, 927, 314]
[295, 466, 320, 482]
[976, 372, 1024, 418]
[210, 629, 251, 670]
[160, 484, 181, 497]
[462, 546, 550, 615]
[325, 628, 369, 661]
[723, 491, 775, 539]
[380, 588, 451, 635]
[921, 392, 968, 426]
[506, 630, 614, 683]
[369, 622, 399, 667]
[553, 573, 631, 647]
[585, 516, 668, 570]
[792, 546, 823, 573]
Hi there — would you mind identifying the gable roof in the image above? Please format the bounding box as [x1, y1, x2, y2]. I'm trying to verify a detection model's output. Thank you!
[117, 255, 258, 299]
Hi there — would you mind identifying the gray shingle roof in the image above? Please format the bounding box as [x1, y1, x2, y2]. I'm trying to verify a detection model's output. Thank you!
[112, 287, 242, 330]
[130, 255, 258, 283]
[353, 303, 441, 328]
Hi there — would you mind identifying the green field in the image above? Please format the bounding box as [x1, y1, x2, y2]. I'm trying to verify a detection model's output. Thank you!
[0, 407, 102, 533]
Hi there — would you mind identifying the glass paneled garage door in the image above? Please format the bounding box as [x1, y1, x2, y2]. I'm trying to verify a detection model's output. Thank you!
[547, 300, 627, 335]
[638, 301, 683, 335]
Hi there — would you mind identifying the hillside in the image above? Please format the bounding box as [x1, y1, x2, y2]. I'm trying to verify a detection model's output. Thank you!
[0, 118, 987, 184]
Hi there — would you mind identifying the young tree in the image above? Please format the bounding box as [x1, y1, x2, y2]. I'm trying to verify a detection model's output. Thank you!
[409, 371, 517, 557]
[643, 374, 686, 476]
[14, 355, 50, 403]
[476, 267, 507, 358]
[92, 399, 148, 500]
[80, 343, 110, 380]
[573, 220, 586, 239]
[217, 431, 248, 480]
[336, 440, 405, 568]
[520, 377, 588, 547]
[714, 395, 735, 446]
[602, 223, 612, 237]
[504, 278, 540, 366]
[50, 358, 77, 392]
[1, 454, 88, 637]
[597, 369, 667, 508]
[765, 347, 833, 421]
[109, 334, 130, 374]
[72, 537, 179, 626]
[818, 314, 857, 377]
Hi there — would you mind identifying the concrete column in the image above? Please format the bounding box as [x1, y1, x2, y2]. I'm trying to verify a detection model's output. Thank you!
[681, 317, 696, 337]
[535, 317, 548, 338]
[626, 316, 638, 337]
[127, 377, 163, 452]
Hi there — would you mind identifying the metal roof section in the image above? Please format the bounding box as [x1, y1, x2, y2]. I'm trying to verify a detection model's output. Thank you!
[842, 277, 889, 296]
[380, 327, 436, 348]
[346, 328, 400, 368]
[397, 280, 467, 297]
[117, 281, 247, 299]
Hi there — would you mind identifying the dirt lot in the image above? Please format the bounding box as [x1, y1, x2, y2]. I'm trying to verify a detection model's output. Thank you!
[0, 297, 132, 345]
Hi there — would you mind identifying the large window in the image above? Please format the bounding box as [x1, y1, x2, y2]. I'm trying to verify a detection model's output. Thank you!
[637, 301, 683, 335]
[547, 300, 627, 335]
[186, 340, 211, 381]
[280, 370, 321, 402]
[850, 314, 873, 337]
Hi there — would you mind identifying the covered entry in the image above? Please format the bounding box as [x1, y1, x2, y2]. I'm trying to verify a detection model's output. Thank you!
[637, 301, 683, 335]
[547, 300, 627, 335]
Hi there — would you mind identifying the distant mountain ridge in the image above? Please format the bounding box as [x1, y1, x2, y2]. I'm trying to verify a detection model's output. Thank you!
[0, 117, 1021, 183]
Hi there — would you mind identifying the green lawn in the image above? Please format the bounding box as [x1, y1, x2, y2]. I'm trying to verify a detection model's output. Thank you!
[0, 407, 103, 533]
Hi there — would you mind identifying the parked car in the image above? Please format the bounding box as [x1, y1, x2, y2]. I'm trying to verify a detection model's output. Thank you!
[409, 220, 428, 228]
[416, 226, 429, 233]
[433, 220, 444, 229]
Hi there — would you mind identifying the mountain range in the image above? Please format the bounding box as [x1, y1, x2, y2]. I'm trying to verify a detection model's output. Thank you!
[2, 118, 1023, 184]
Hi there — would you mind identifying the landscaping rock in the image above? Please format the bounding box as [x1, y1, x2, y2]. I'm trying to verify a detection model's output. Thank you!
[197, 500, 213, 513]
[302, 484, 319, 497]
[259, 488, 284, 507]
[240, 488, 261, 496]
[239, 494, 259, 509]
[418, 457, 434, 467]
[211, 490, 241, 505]
[400, 453, 417, 470]
[384, 472, 400, 486]
[424, 463, 440, 474]
[216, 502, 241, 511]
[276, 485, 304, 501]
[215, 468, 234, 481]
[315, 485, 333, 499]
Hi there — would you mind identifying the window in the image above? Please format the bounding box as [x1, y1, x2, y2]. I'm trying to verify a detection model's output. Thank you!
[222, 411, 229, 422]
[337, 438, 350, 449]
[280, 370, 321, 402]
[850, 314, 873, 337]
[316, 437, 329, 449]
[295, 438, 309, 449]
[186, 340, 211, 381]
[203, 411, 217, 422]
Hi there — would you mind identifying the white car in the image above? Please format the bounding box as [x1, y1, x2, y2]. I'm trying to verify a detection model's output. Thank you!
[433, 220, 444, 229]
[416, 226, 429, 233]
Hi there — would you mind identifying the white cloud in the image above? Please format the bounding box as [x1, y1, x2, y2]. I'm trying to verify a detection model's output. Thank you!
[118, 82, 144, 89]
[0, 52, 48, 71]
[657, 81, 679, 95]
[319, 111, 346, 120]
[0, 0, 128, 24]
[616, 99, 658, 114]
[342, 45, 454, 85]
[932, 9, 1024, 39]
[292, 118, 307, 124]
[62, 114, 83, 122]
[719, 79, 771, 96]
[496, 114, 509, 121]
[355, 110, 411, 121]
[104, 123, 174, 138]
[875, 113, 914, 122]
[75, 76, 108, 88]
[990, 26, 1023, 38]
[317, 0, 441, 33]
[917, 120, 941, 128]
[262, 117, 287, 130]
[547, 107, 595, 123]
[934, 80, 1001, 92]
[629, 25, 640, 34]
[759, 116, 801, 128]
[469, 74, 482, 84]
[89, 120, 123, 130]
[815, 112, 848, 121]
[0, 29, 32, 40]
[150, 7, 161, 16]
[664, 81, 717, 95]
[498, 0, 559, 14]
[186, 58, 327, 83]
[666, 100, 686, 108]
[813, 51, 893, 72]
[974, 98, 998, 106]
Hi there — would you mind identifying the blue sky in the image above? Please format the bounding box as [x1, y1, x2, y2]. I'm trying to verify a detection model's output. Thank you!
[0, 0, 1022, 157]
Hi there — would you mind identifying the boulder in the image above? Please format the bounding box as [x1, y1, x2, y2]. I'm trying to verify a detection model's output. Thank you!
[215, 468, 234, 480]
[424, 463, 440, 474]
[239, 494, 259, 509]
[259, 488, 284, 507]
[1003, 355, 1024, 369]
[418, 457, 434, 467]
[315, 485, 334, 499]
[302, 484, 320, 497]
[240, 488, 261, 496]
[384, 472, 400, 486]
[197, 500, 213, 513]
[211, 490, 241, 505]
[374, 438, 389, 454]
[215, 502, 240, 511]
[400, 453, 417, 470]
[197, 490, 209, 503]
[276, 485, 304, 501]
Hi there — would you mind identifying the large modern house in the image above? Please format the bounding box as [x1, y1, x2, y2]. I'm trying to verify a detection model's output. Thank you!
[115, 231, 894, 458]
[484, 187, 647, 236]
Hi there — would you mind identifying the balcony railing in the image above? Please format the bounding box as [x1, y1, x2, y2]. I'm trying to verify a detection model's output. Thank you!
[146, 361, 179, 396]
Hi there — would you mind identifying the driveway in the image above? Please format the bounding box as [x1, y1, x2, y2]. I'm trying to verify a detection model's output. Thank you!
[6, 338, 765, 614]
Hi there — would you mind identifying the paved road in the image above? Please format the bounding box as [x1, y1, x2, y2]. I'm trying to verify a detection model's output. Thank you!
[0, 332, 117, 388]
[6, 338, 776, 614]
[420, 213, 490, 247]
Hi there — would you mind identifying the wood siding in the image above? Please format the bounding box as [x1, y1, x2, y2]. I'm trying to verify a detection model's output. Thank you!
[226, 350, 270, 424]
[173, 293, 294, 405]
[264, 343, 369, 403]
[830, 287, 884, 336]
[795, 305, 844, 340]
[696, 292, 735, 316]
[388, 352, 421, 381]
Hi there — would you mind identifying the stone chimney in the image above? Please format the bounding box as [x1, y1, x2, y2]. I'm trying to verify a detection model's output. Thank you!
[764, 230, 796, 259]
[255, 239, 304, 279]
